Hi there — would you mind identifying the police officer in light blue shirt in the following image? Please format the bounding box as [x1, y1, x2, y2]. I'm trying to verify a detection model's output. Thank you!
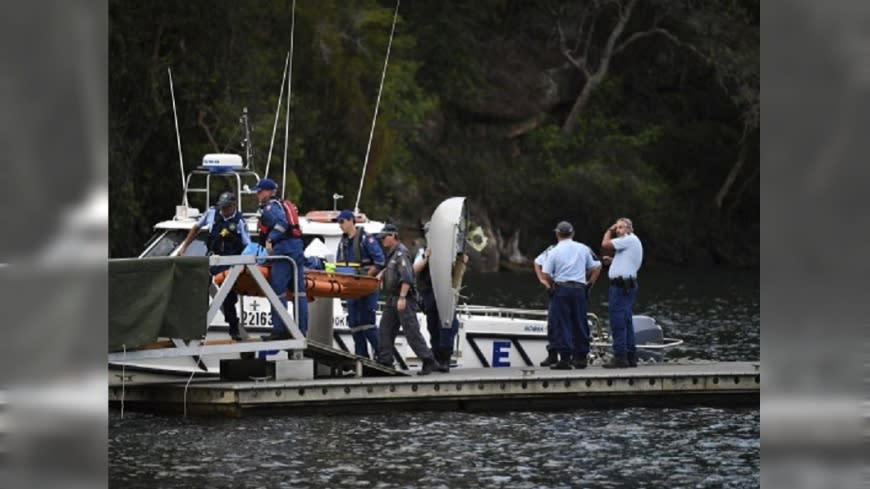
[541, 221, 601, 369]
[601, 217, 643, 368]
[178, 191, 251, 340]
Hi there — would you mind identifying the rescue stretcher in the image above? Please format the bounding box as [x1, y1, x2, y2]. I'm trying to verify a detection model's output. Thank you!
[212, 265, 379, 300]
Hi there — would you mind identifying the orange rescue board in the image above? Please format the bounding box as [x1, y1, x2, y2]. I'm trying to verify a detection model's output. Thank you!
[212, 266, 379, 300]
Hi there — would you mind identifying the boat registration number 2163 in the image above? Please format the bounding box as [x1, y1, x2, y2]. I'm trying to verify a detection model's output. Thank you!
[242, 311, 272, 326]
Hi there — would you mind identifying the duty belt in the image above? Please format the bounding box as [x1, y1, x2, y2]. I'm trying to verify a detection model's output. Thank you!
[610, 277, 636, 288]
[555, 281, 586, 288]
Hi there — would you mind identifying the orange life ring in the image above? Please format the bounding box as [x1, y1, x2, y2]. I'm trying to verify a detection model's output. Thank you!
[212, 266, 379, 300]
[304, 210, 368, 223]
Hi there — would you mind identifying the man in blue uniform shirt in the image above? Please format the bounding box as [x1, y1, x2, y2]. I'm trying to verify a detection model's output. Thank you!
[253, 178, 308, 339]
[334, 209, 385, 359]
[541, 221, 601, 369]
[178, 191, 251, 340]
[601, 217, 643, 368]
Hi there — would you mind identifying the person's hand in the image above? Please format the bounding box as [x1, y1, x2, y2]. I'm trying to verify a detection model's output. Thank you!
[602, 256, 613, 265]
[177, 245, 187, 256]
[424, 248, 431, 259]
[397, 296, 407, 311]
[265, 240, 273, 255]
[462, 253, 469, 264]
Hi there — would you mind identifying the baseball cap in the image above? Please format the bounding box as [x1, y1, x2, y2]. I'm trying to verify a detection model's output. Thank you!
[333, 209, 355, 222]
[252, 178, 278, 191]
[377, 223, 399, 238]
[554, 221, 574, 234]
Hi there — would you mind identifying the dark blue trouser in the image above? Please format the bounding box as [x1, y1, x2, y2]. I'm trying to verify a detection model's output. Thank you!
[422, 291, 459, 358]
[608, 283, 638, 356]
[210, 265, 239, 333]
[269, 238, 308, 336]
[549, 285, 588, 357]
[347, 290, 380, 358]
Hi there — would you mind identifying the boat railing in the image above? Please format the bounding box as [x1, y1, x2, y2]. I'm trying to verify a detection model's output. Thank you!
[180, 167, 262, 219]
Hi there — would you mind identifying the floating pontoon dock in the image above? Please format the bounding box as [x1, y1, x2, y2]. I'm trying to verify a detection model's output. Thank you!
[109, 361, 759, 416]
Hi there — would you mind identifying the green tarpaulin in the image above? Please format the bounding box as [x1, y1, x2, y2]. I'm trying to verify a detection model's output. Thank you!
[109, 256, 210, 352]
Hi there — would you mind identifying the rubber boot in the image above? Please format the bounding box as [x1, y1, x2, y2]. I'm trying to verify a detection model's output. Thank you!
[540, 349, 558, 367]
[550, 352, 573, 370]
[626, 351, 638, 368]
[602, 355, 629, 369]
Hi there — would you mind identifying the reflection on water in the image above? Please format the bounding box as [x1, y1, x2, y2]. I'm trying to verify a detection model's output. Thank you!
[110, 408, 758, 489]
[110, 267, 759, 488]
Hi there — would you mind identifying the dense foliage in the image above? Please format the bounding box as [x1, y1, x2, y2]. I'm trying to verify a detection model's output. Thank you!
[110, 0, 758, 266]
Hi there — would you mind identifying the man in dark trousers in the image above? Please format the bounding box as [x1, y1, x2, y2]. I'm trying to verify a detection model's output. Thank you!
[540, 221, 601, 369]
[375, 223, 442, 375]
[178, 191, 250, 340]
[601, 217, 643, 368]
[334, 209, 385, 359]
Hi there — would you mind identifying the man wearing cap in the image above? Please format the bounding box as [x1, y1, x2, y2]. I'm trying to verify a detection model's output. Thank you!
[252, 178, 308, 340]
[540, 221, 601, 369]
[334, 209, 385, 359]
[376, 223, 442, 375]
[600, 217, 643, 368]
[178, 191, 250, 340]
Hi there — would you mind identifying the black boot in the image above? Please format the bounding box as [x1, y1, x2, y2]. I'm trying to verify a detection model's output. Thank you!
[435, 351, 450, 373]
[626, 351, 638, 368]
[572, 353, 588, 369]
[228, 323, 242, 341]
[540, 349, 558, 367]
[550, 353, 573, 370]
[419, 357, 439, 376]
[602, 355, 629, 369]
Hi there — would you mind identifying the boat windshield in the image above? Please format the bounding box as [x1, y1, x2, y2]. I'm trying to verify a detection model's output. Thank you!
[141, 230, 190, 257]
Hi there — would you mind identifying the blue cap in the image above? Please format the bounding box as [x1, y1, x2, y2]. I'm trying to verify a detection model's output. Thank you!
[252, 178, 278, 191]
[333, 209, 355, 222]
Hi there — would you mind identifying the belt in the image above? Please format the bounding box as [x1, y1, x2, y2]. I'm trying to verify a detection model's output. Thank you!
[610, 277, 636, 287]
[555, 281, 586, 288]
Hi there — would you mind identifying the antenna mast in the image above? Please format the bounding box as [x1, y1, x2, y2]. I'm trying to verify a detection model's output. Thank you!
[168, 68, 187, 206]
[240, 107, 253, 169]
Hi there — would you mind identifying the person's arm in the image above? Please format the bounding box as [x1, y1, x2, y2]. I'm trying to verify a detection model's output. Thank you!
[413, 247, 430, 274]
[177, 212, 209, 256]
[365, 233, 386, 276]
[587, 265, 601, 287]
[239, 219, 251, 247]
[601, 222, 618, 250]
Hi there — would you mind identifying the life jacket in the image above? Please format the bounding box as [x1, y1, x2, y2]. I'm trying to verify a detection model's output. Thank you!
[257, 198, 302, 242]
[337, 229, 373, 267]
[208, 209, 245, 255]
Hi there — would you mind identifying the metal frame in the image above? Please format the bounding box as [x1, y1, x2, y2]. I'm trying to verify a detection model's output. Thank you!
[108, 254, 306, 362]
[207, 255, 304, 340]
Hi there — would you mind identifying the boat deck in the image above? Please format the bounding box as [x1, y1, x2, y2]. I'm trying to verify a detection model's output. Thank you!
[109, 361, 759, 416]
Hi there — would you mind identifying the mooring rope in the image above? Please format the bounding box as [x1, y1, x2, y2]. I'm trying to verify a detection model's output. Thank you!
[182, 341, 206, 418]
[353, 0, 401, 213]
